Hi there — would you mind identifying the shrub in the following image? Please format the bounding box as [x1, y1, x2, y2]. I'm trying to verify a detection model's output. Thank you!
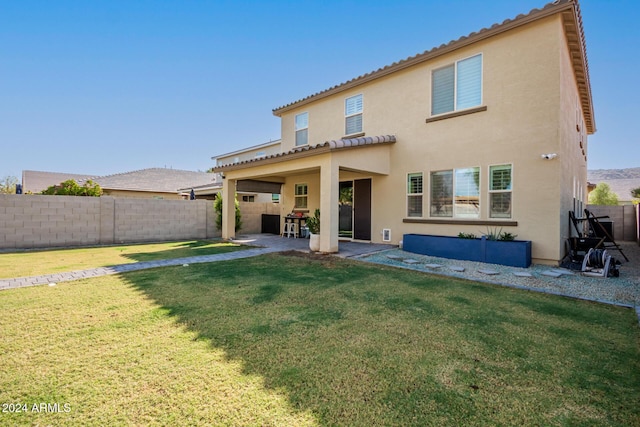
[214, 192, 242, 232]
[306, 209, 320, 234]
[41, 179, 102, 196]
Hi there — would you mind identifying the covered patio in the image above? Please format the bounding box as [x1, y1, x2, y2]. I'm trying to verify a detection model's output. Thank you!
[214, 136, 396, 253]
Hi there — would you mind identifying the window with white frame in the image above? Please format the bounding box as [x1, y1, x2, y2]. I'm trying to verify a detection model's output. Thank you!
[407, 173, 423, 217]
[432, 54, 482, 115]
[430, 170, 453, 217]
[345, 94, 363, 135]
[489, 164, 512, 218]
[294, 183, 308, 209]
[430, 167, 480, 218]
[454, 167, 480, 218]
[295, 112, 308, 146]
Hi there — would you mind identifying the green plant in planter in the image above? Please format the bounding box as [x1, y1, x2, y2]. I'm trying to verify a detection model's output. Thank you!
[306, 209, 320, 234]
[457, 232, 477, 239]
[483, 227, 517, 241]
[498, 231, 517, 241]
[483, 227, 502, 241]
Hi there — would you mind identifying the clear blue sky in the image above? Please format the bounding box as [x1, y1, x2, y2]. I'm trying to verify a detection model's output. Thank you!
[1, 0, 638, 179]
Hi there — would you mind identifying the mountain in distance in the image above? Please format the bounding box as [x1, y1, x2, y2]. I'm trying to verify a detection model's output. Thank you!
[588, 167, 640, 201]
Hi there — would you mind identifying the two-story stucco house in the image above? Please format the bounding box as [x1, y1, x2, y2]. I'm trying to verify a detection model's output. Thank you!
[214, 0, 594, 265]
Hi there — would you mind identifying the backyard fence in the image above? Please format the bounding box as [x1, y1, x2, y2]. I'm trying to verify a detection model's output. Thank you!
[586, 204, 637, 242]
[0, 194, 279, 250]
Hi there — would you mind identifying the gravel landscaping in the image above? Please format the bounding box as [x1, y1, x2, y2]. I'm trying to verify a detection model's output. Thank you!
[359, 241, 640, 307]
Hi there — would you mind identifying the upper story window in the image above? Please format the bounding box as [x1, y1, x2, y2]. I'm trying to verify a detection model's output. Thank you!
[345, 94, 363, 135]
[255, 151, 266, 158]
[295, 112, 309, 146]
[432, 54, 482, 115]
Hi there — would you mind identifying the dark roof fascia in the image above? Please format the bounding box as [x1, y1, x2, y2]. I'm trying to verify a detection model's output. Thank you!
[271, 0, 582, 117]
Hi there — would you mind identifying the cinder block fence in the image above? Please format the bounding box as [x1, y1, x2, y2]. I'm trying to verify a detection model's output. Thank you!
[0, 195, 279, 250]
[586, 204, 637, 242]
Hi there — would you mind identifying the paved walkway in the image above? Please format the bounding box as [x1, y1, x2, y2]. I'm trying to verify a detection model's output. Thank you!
[0, 234, 394, 291]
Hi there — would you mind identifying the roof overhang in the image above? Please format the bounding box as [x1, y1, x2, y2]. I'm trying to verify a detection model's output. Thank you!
[560, 3, 595, 133]
[213, 135, 396, 173]
[211, 139, 282, 160]
[271, 0, 594, 134]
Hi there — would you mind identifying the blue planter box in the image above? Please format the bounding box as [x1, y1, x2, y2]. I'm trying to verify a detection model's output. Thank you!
[403, 234, 532, 268]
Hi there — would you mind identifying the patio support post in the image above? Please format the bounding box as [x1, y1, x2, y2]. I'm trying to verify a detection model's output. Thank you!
[221, 178, 236, 240]
[320, 158, 339, 253]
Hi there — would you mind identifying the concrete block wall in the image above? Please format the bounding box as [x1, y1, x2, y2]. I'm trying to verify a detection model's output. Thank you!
[111, 198, 212, 243]
[586, 204, 637, 242]
[0, 194, 102, 249]
[238, 201, 280, 234]
[0, 195, 280, 250]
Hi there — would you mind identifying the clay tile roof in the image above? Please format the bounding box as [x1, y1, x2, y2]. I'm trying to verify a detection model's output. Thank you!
[213, 135, 396, 172]
[272, 0, 594, 133]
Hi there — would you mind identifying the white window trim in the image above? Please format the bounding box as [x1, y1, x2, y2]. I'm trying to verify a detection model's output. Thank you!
[407, 172, 424, 218]
[345, 94, 363, 136]
[453, 166, 481, 219]
[295, 112, 309, 146]
[488, 163, 513, 219]
[428, 167, 480, 218]
[429, 169, 453, 218]
[431, 53, 483, 117]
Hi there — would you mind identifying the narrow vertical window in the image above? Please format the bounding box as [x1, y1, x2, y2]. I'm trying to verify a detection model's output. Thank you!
[407, 173, 423, 217]
[430, 170, 453, 217]
[345, 94, 363, 135]
[489, 164, 512, 218]
[295, 112, 308, 146]
[294, 183, 308, 209]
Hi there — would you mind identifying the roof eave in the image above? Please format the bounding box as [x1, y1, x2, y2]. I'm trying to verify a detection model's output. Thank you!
[213, 135, 396, 173]
[561, 4, 596, 134]
[272, 0, 593, 120]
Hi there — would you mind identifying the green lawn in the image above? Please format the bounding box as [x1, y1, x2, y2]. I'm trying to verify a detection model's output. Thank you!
[1, 252, 639, 426]
[0, 240, 245, 278]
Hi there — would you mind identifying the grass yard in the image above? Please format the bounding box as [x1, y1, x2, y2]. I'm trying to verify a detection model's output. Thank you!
[1, 252, 639, 426]
[0, 240, 244, 279]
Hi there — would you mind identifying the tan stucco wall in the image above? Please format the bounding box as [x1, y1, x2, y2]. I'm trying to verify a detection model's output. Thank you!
[215, 13, 592, 263]
[267, 15, 589, 264]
